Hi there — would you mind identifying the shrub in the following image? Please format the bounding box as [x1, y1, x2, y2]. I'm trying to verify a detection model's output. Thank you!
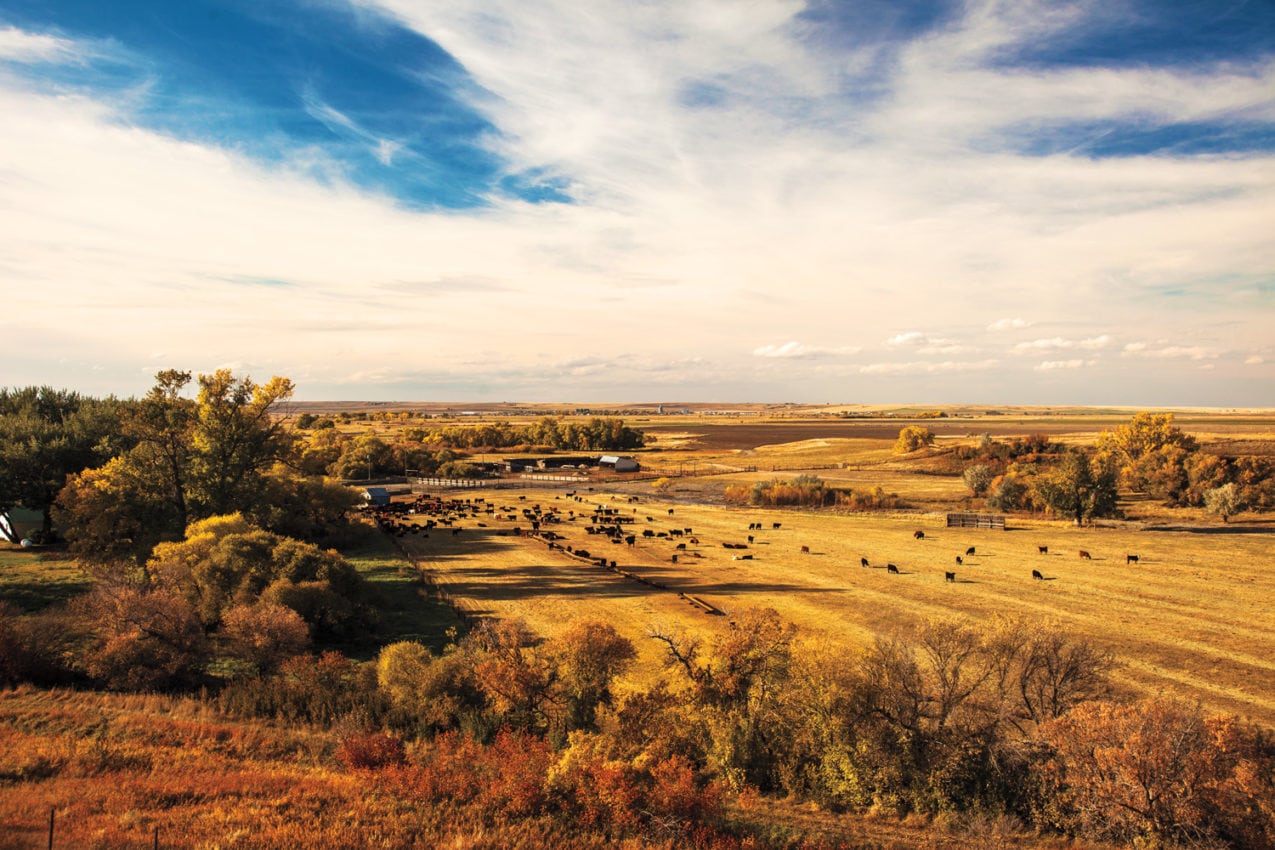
[337, 729, 406, 771]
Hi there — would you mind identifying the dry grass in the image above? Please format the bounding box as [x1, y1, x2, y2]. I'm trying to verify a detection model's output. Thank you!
[397, 478, 1275, 727]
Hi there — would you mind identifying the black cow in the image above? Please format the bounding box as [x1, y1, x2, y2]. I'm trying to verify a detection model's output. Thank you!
[887, 563, 899, 574]
[1127, 554, 1140, 564]
[860, 557, 870, 568]
[1038, 545, 1048, 554]
[965, 546, 975, 556]
[1032, 569, 1044, 580]
[914, 530, 925, 539]
[945, 571, 955, 583]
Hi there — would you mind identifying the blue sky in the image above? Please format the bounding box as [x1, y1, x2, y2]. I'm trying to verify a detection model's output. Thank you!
[0, 0, 1271, 404]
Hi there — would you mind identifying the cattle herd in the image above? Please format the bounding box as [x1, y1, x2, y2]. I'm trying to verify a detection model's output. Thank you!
[367, 491, 1147, 616]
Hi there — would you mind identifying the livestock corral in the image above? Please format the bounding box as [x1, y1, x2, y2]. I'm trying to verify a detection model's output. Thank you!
[372, 484, 1274, 727]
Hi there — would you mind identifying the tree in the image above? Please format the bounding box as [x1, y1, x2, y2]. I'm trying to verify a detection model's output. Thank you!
[1205, 482, 1243, 523]
[962, 464, 995, 497]
[651, 607, 797, 790]
[219, 601, 310, 673]
[895, 426, 935, 454]
[189, 370, 296, 515]
[0, 387, 126, 541]
[1032, 451, 1119, 526]
[548, 619, 637, 733]
[1097, 412, 1198, 495]
[1041, 698, 1265, 847]
[73, 585, 211, 691]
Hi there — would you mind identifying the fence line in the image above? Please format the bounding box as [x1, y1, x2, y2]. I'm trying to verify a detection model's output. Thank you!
[946, 512, 1006, 530]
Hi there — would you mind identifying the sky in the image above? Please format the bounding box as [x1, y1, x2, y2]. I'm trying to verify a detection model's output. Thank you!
[0, 0, 1272, 405]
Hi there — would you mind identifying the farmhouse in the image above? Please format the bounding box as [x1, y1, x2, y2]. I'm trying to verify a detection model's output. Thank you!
[598, 455, 640, 472]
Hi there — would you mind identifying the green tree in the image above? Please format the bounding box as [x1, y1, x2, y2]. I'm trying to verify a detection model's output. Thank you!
[0, 387, 126, 541]
[1032, 451, 1119, 526]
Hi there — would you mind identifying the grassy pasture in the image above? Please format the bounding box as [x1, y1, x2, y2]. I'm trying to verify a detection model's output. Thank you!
[393, 480, 1275, 727]
[0, 546, 92, 613]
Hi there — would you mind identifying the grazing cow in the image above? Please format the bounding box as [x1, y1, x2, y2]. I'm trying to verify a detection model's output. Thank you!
[625, 535, 635, 546]
[1038, 546, 1048, 554]
[860, 557, 870, 568]
[747, 535, 754, 544]
[689, 537, 699, 544]
[671, 554, 678, 564]
[668, 508, 675, 515]
[733, 554, 754, 561]
[887, 563, 900, 574]
[965, 547, 975, 556]
[676, 543, 686, 550]
[956, 556, 963, 566]
[945, 571, 955, 583]
[773, 522, 782, 529]
[1032, 569, 1044, 580]
[1079, 550, 1092, 560]
[1127, 554, 1140, 564]
[800, 545, 810, 554]
[914, 530, 925, 539]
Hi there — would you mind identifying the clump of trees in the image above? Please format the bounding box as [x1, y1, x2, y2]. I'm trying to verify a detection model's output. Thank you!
[724, 476, 904, 510]
[53, 370, 359, 567]
[0, 387, 128, 542]
[951, 413, 1274, 523]
[1095, 412, 1275, 515]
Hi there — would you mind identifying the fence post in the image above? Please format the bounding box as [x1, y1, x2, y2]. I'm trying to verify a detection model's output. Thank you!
[48, 807, 54, 850]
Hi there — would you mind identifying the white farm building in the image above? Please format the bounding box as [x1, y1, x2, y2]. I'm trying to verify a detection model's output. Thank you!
[598, 455, 640, 473]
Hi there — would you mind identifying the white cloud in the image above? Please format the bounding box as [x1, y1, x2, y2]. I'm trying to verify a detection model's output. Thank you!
[752, 341, 860, 359]
[887, 331, 926, 346]
[0, 26, 80, 63]
[1122, 345, 1218, 361]
[987, 317, 1029, 331]
[1014, 335, 1110, 352]
[1034, 359, 1092, 371]
[1245, 355, 1265, 365]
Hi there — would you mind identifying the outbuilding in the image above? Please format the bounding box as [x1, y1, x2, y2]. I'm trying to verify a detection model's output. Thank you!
[362, 487, 391, 506]
[598, 455, 640, 473]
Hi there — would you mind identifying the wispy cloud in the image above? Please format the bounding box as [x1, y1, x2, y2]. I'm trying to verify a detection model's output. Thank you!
[754, 341, 861, 359]
[0, 26, 80, 64]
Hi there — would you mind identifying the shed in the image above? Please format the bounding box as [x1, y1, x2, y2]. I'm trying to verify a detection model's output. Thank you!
[598, 455, 640, 473]
[362, 487, 391, 506]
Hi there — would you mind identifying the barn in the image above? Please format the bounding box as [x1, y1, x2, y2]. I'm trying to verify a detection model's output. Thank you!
[598, 455, 640, 473]
[362, 487, 391, 506]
